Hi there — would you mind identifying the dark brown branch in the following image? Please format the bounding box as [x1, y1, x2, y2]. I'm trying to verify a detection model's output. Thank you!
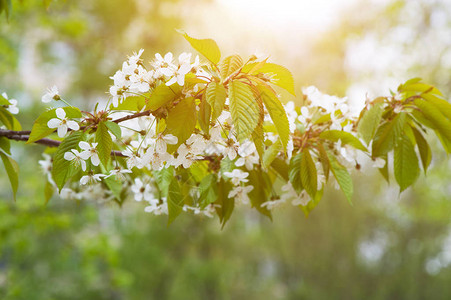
[3, 134, 125, 157]
[0, 130, 31, 136]
[112, 110, 151, 123]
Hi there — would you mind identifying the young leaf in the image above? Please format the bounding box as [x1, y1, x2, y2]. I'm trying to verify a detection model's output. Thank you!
[165, 97, 197, 152]
[252, 123, 265, 159]
[110, 95, 147, 111]
[167, 178, 184, 225]
[0, 151, 19, 201]
[228, 80, 260, 142]
[28, 107, 81, 144]
[0, 93, 10, 105]
[357, 102, 384, 144]
[178, 30, 221, 65]
[44, 180, 54, 205]
[104, 176, 123, 202]
[105, 121, 122, 140]
[0, 107, 21, 130]
[214, 178, 234, 228]
[414, 98, 451, 142]
[328, 153, 353, 204]
[146, 84, 181, 111]
[394, 135, 420, 192]
[319, 130, 367, 152]
[412, 127, 432, 173]
[300, 149, 317, 198]
[262, 140, 282, 169]
[316, 142, 330, 180]
[96, 121, 113, 166]
[421, 94, 451, 121]
[0, 136, 11, 155]
[198, 173, 218, 208]
[257, 85, 290, 150]
[206, 82, 227, 119]
[289, 153, 304, 193]
[372, 113, 406, 158]
[198, 94, 211, 134]
[300, 188, 323, 217]
[219, 55, 244, 80]
[270, 157, 289, 181]
[253, 63, 295, 95]
[52, 131, 84, 191]
[248, 170, 272, 219]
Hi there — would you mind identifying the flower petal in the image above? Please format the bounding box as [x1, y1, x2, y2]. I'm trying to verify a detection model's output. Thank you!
[55, 108, 66, 119]
[57, 124, 68, 138]
[47, 118, 61, 129]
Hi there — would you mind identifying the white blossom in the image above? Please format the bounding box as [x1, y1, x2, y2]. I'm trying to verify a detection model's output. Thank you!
[79, 141, 100, 166]
[131, 178, 154, 202]
[64, 149, 88, 171]
[223, 169, 249, 185]
[47, 108, 80, 138]
[228, 185, 254, 205]
[80, 173, 106, 185]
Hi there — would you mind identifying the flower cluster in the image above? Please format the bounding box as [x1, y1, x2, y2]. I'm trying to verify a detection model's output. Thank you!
[35, 46, 386, 221]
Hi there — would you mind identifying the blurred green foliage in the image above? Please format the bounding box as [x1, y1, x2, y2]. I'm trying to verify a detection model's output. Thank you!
[1, 0, 451, 299]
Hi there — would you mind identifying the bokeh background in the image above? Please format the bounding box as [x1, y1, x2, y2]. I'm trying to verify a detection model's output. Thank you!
[1, 0, 451, 299]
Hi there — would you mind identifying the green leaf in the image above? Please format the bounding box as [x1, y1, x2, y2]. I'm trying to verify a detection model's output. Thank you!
[105, 121, 122, 140]
[167, 178, 185, 225]
[248, 170, 272, 219]
[316, 142, 330, 180]
[0, 107, 21, 130]
[198, 94, 211, 134]
[0, 0, 12, 20]
[257, 85, 290, 150]
[378, 155, 389, 183]
[251, 123, 265, 159]
[270, 157, 289, 181]
[214, 178, 234, 228]
[228, 80, 261, 142]
[178, 30, 221, 65]
[165, 97, 197, 152]
[52, 131, 84, 191]
[0, 92, 10, 105]
[198, 173, 218, 208]
[394, 135, 420, 192]
[372, 113, 406, 157]
[146, 84, 181, 111]
[248, 63, 295, 95]
[0, 151, 19, 201]
[328, 153, 353, 204]
[154, 167, 174, 198]
[219, 55, 244, 80]
[263, 140, 282, 169]
[412, 127, 431, 173]
[206, 82, 227, 119]
[319, 130, 367, 152]
[110, 95, 147, 111]
[96, 121, 113, 166]
[421, 93, 451, 121]
[104, 176, 123, 202]
[300, 149, 317, 198]
[398, 81, 442, 96]
[414, 98, 451, 142]
[300, 188, 323, 217]
[0, 136, 11, 155]
[289, 153, 303, 193]
[44, 181, 54, 205]
[28, 107, 81, 144]
[357, 103, 384, 144]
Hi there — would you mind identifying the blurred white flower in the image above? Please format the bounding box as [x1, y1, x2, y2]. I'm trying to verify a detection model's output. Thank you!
[42, 86, 60, 103]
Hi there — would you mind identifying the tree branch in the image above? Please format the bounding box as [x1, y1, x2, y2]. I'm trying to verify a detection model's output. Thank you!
[3, 133, 125, 157]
